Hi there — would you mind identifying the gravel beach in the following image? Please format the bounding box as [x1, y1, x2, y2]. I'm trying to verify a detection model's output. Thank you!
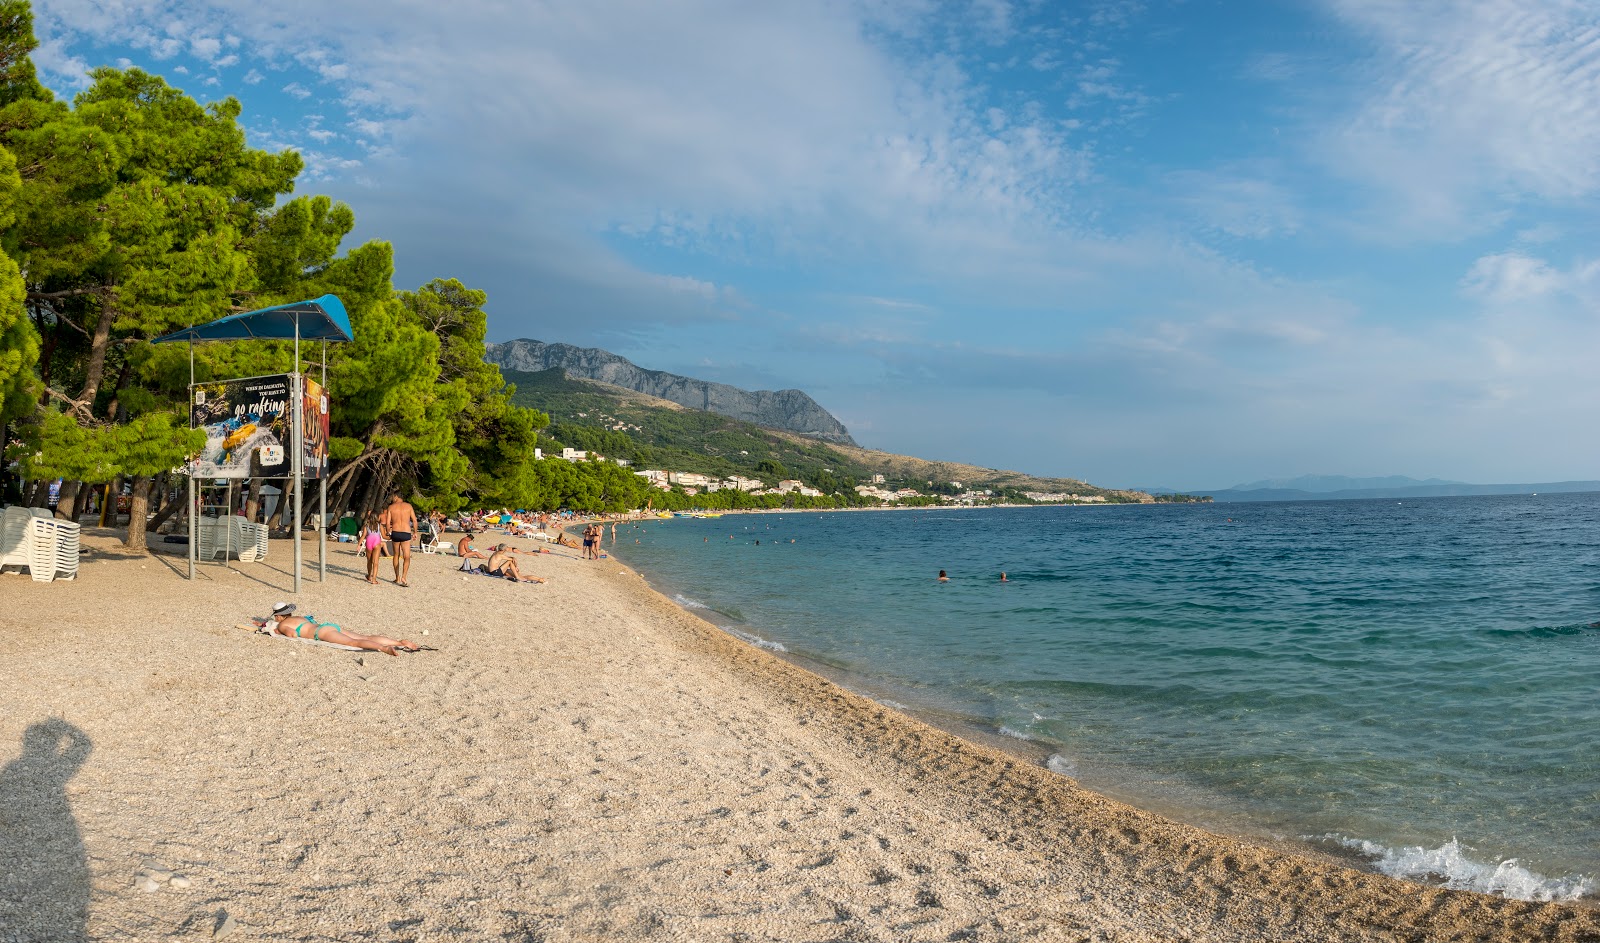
[1, 527, 1594, 942]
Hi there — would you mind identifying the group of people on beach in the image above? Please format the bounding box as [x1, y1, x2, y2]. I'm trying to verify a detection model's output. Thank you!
[580, 522, 614, 560]
[356, 493, 426, 587]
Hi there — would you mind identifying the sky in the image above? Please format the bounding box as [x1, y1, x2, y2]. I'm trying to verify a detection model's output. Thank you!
[29, 0, 1600, 491]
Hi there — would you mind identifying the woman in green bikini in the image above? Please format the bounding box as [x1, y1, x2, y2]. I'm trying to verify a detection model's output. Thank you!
[260, 602, 423, 656]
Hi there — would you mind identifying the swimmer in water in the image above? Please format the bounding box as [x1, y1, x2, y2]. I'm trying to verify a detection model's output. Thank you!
[938, 570, 949, 582]
[1000, 572, 1008, 582]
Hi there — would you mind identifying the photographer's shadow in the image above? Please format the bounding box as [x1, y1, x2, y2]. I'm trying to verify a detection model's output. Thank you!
[0, 719, 93, 942]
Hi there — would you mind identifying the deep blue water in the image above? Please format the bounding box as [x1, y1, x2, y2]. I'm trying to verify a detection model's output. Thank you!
[612, 494, 1600, 900]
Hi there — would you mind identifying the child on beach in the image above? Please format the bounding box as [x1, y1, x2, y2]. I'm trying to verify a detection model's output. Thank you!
[359, 513, 382, 585]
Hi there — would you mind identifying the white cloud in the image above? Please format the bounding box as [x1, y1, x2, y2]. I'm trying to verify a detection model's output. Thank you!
[1324, 0, 1600, 234]
[281, 81, 311, 99]
[1462, 250, 1600, 308]
[242, 68, 263, 84]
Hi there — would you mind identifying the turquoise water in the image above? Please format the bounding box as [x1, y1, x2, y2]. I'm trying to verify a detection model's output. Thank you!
[612, 495, 1600, 901]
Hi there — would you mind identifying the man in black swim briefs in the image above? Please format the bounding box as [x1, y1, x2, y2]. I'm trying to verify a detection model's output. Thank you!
[379, 492, 419, 587]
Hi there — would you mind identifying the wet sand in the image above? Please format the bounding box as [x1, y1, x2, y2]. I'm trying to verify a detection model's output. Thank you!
[1, 528, 1594, 942]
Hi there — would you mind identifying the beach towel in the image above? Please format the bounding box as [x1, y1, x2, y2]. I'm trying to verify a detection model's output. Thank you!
[234, 622, 363, 651]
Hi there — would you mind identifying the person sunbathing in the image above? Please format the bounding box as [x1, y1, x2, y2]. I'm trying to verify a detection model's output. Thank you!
[481, 546, 546, 583]
[256, 602, 424, 656]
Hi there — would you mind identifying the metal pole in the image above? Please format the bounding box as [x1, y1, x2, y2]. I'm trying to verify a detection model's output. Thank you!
[318, 339, 327, 581]
[188, 340, 196, 580]
[225, 479, 233, 563]
[292, 323, 303, 594]
[187, 475, 196, 580]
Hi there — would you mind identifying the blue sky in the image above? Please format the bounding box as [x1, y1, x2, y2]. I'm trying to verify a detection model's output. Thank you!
[31, 0, 1600, 490]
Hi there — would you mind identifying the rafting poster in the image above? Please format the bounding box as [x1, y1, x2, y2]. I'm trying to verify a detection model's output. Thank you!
[190, 374, 293, 478]
[302, 375, 330, 480]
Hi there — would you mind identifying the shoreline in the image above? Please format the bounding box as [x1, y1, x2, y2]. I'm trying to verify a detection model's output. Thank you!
[2, 527, 1594, 941]
[614, 547, 1506, 892]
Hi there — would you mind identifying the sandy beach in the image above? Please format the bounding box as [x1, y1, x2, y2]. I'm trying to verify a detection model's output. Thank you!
[1, 528, 1595, 942]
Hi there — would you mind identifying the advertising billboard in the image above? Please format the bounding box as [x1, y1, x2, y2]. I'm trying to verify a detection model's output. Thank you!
[302, 375, 330, 480]
[189, 374, 294, 479]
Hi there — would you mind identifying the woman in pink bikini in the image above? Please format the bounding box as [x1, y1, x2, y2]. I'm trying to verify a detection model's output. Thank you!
[359, 513, 383, 585]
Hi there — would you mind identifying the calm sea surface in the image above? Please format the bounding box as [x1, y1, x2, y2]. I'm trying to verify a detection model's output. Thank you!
[611, 494, 1600, 900]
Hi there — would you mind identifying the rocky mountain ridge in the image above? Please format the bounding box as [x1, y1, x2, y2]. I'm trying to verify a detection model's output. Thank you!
[486, 339, 856, 445]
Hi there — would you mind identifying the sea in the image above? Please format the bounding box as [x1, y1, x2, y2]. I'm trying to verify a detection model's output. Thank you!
[608, 493, 1600, 902]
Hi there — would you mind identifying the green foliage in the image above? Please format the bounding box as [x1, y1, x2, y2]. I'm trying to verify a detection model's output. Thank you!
[15, 408, 201, 482]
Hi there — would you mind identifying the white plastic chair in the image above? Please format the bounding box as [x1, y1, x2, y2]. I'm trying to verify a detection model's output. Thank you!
[46, 518, 80, 580]
[0, 506, 32, 574]
[26, 517, 57, 582]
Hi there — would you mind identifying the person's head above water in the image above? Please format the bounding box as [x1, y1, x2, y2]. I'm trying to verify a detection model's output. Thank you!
[938, 570, 948, 581]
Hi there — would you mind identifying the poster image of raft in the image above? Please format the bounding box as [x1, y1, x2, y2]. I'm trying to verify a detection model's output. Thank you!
[190, 375, 293, 478]
[302, 376, 330, 480]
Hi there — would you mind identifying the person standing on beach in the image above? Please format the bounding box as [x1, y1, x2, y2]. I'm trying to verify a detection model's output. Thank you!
[379, 493, 418, 587]
[359, 513, 383, 585]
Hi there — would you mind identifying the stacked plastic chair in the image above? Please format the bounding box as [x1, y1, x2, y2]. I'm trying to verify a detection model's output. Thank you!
[39, 517, 80, 581]
[195, 516, 267, 562]
[0, 506, 32, 574]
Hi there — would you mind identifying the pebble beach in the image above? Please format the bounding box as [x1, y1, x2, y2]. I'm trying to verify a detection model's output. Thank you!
[1, 528, 1596, 942]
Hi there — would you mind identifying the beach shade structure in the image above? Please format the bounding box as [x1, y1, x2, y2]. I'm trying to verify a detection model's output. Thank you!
[153, 294, 354, 592]
[150, 294, 353, 345]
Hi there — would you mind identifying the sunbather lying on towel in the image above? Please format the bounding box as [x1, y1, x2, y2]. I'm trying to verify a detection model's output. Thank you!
[256, 602, 424, 656]
[480, 546, 546, 583]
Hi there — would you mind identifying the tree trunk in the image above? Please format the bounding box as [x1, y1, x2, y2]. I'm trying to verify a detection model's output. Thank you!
[241, 477, 260, 521]
[147, 476, 184, 532]
[74, 303, 117, 418]
[71, 479, 93, 521]
[266, 477, 294, 531]
[26, 477, 50, 508]
[122, 476, 151, 553]
[55, 480, 81, 520]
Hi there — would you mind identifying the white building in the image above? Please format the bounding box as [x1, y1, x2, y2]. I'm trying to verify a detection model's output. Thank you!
[561, 448, 588, 461]
[776, 479, 804, 493]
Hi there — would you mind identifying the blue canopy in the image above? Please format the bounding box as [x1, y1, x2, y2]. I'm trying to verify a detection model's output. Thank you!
[152, 294, 353, 344]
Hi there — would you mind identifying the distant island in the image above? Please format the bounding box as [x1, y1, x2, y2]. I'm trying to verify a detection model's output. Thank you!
[1193, 474, 1600, 503]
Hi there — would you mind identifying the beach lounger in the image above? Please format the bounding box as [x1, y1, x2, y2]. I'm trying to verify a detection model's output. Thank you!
[0, 506, 32, 575]
[1, 514, 81, 582]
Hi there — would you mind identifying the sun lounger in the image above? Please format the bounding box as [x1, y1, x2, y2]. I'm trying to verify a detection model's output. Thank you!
[0, 509, 80, 581]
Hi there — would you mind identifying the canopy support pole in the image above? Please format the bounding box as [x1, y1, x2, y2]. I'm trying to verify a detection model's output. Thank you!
[292, 323, 303, 594]
[318, 340, 327, 582]
[187, 339, 196, 581]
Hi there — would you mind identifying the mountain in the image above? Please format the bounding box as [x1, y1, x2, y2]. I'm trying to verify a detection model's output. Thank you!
[486, 339, 857, 445]
[502, 367, 1153, 503]
[1201, 479, 1600, 503]
[1225, 474, 1465, 493]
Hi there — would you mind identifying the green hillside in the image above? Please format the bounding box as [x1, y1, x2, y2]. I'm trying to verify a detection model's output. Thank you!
[504, 368, 1150, 503]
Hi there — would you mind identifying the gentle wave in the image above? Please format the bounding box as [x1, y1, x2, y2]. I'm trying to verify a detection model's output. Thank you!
[673, 593, 710, 610]
[1325, 835, 1592, 902]
[725, 627, 787, 653]
[997, 725, 1034, 742]
[1044, 753, 1078, 777]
